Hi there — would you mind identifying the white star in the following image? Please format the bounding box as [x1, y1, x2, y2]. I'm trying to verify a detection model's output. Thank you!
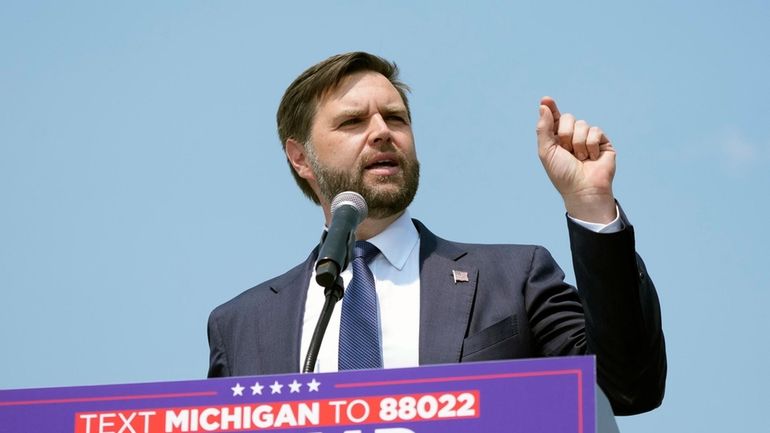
[288, 380, 302, 393]
[306, 378, 321, 392]
[250, 382, 264, 395]
[231, 383, 245, 396]
[269, 380, 283, 394]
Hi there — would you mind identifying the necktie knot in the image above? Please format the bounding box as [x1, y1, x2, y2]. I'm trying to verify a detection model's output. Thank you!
[354, 241, 379, 264]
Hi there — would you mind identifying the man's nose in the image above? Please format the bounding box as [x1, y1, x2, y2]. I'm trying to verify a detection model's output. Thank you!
[368, 114, 392, 145]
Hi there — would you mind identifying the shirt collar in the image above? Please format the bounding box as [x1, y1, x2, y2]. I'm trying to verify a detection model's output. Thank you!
[366, 210, 418, 271]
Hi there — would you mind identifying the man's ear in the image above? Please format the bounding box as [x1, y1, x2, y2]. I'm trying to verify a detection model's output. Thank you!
[285, 138, 316, 181]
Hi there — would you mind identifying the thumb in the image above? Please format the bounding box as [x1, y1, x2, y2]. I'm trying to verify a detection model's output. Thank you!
[536, 105, 557, 153]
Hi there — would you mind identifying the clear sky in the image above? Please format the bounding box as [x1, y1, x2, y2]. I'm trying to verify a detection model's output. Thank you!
[2, 1, 768, 432]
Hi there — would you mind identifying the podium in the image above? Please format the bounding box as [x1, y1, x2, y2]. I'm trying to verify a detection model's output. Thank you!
[1, 356, 597, 433]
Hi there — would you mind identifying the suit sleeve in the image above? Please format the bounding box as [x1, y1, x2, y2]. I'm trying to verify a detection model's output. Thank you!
[567, 216, 667, 415]
[207, 311, 231, 378]
[524, 246, 588, 357]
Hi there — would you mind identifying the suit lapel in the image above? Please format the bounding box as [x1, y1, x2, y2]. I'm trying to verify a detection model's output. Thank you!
[260, 249, 316, 374]
[414, 220, 478, 365]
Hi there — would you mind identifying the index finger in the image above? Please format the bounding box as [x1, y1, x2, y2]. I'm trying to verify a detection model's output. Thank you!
[540, 96, 561, 121]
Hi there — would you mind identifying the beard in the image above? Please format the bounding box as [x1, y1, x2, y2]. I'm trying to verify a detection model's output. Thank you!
[306, 142, 420, 219]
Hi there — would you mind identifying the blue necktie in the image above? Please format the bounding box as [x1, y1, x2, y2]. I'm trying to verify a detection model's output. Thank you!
[339, 241, 383, 370]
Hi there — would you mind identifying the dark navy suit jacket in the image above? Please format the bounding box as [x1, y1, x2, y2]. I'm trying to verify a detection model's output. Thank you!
[207, 218, 666, 415]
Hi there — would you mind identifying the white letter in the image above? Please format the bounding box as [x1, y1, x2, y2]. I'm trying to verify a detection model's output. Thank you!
[346, 400, 370, 424]
[164, 409, 189, 432]
[199, 408, 220, 431]
[79, 414, 97, 433]
[99, 413, 116, 433]
[219, 406, 242, 430]
[252, 405, 274, 429]
[274, 404, 298, 427]
[136, 411, 156, 433]
[296, 402, 320, 426]
[328, 400, 346, 423]
[117, 412, 136, 433]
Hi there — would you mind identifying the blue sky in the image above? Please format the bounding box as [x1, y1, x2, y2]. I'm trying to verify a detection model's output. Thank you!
[2, 1, 768, 432]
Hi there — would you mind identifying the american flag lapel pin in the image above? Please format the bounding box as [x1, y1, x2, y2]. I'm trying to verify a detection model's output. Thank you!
[452, 270, 469, 284]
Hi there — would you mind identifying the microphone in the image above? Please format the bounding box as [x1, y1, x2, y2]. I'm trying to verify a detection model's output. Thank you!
[315, 191, 368, 288]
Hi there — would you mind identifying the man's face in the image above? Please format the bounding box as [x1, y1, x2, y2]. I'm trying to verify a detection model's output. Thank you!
[305, 71, 419, 219]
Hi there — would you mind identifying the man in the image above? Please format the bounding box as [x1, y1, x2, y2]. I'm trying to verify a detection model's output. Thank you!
[207, 52, 666, 415]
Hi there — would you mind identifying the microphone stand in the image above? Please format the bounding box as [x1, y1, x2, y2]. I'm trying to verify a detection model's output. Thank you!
[302, 276, 344, 373]
[302, 229, 353, 373]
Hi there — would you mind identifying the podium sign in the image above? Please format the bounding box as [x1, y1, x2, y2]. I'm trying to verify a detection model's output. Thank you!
[1, 356, 595, 433]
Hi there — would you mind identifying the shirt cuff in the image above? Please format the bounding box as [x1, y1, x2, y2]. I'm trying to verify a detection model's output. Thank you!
[568, 205, 624, 234]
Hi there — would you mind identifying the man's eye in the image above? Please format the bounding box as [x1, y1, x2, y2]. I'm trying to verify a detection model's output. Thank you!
[339, 118, 361, 127]
[387, 115, 407, 124]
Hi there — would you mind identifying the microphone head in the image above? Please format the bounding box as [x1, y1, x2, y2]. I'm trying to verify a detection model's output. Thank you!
[331, 191, 368, 222]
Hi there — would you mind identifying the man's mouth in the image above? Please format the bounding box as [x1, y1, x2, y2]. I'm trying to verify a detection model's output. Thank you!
[366, 160, 398, 169]
[364, 156, 401, 175]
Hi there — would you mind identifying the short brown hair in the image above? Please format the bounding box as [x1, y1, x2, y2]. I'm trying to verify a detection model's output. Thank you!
[276, 52, 411, 204]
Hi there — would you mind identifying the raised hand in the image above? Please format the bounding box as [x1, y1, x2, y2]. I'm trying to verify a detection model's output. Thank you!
[535, 96, 617, 224]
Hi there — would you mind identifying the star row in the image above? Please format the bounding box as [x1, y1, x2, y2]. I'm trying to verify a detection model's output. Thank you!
[230, 378, 321, 397]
